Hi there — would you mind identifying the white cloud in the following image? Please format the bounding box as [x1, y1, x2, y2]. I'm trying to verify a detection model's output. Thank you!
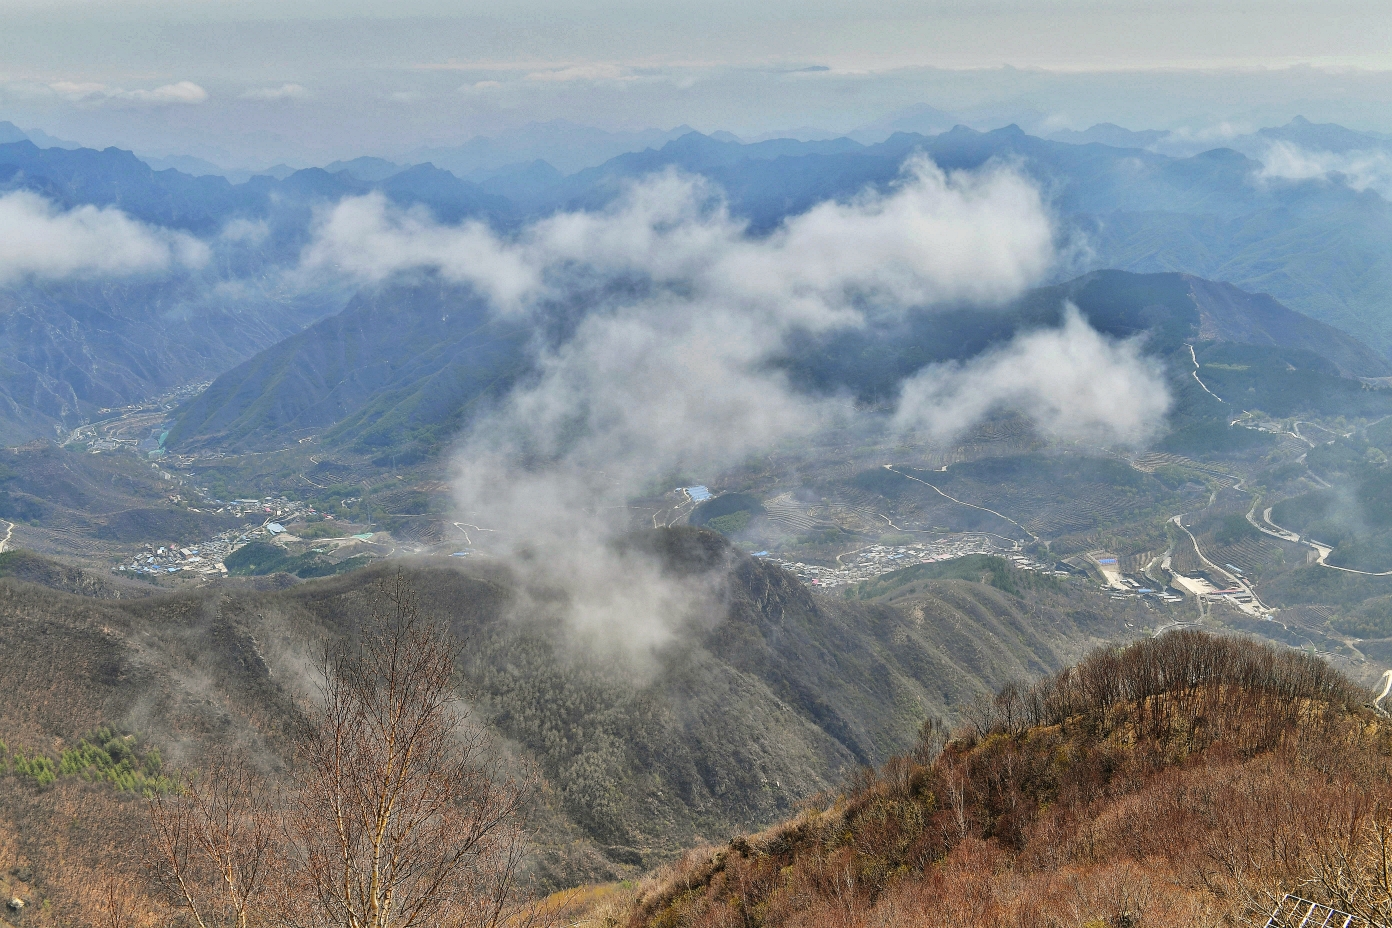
[1256, 140, 1392, 197]
[239, 83, 309, 102]
[48, 81, 109, 102]
[131, 81, 208, 104]
[304, 157, 1056, 322]
[48, 80, 208, 106]
[894, 304, 1171, 446]
[0, 191, 208, 283]
[220, 217, 270, 244]
[524, 63, 631, 83]
[300, 194, 538, 307]
[304, 159, 1163, 656]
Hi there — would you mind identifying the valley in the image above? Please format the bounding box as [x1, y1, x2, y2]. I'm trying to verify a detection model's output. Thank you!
[6, 106, 1392, 926]
[18, 284, 1392, 675]
[0, 538, 1147, 896]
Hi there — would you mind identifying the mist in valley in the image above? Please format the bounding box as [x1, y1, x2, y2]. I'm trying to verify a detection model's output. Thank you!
[7, 10, 1392, 921]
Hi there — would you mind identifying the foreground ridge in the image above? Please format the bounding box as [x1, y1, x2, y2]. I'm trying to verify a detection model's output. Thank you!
[603, 632, 1391, 928]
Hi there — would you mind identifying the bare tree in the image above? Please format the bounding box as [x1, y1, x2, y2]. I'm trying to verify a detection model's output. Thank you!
[1303, 812, 1392, 925]
[82, 873, 149, 928]
[146, 571, 536, 928]
[288, 571, 532, 928]
[146, 762, 279, 928]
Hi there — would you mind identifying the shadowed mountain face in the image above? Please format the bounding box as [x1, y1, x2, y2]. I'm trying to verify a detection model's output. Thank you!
[5, 123, 1392, 445]
[0, 278, 342, 445]
[166, 281, 532, 456]
[0, 142, 521, 446]
[0, 140, 512, 234]
[167, 269, 1386, 456]
[1185, 275, 1387, 378]
[0, 528, 1129, 890]
[782, 269, 1388, 405]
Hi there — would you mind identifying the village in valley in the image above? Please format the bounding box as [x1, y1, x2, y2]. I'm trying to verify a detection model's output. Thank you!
[765, 536, 1048, 589]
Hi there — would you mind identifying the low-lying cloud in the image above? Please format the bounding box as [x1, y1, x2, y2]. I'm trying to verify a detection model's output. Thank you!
[50, 80, 209, 106]
[525, 63, 633, 83]
[0, 191, 209, 284]
[894, 304, 1170, 446]
[240, 84, 310, 102]
[1257, 141, 1392, 198]
[307, 158, 1168, 657]
[304, 157, 1056, 321]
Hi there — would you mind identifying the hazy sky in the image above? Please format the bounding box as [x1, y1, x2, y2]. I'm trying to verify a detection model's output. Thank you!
[3, 0, 1392, 165]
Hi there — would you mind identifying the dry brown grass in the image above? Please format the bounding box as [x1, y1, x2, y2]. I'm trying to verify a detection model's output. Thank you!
[618, 633, 1392, 928]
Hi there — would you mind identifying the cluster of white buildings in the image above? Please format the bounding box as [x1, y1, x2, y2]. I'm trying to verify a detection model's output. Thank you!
[117, 541, 230, 578]
[197, 496, 313, 521]
[112, 498, 322, 581]
[764, 537, 1048, 590]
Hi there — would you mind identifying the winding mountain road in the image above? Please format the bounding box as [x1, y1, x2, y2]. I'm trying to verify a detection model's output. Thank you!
[883, 465, 1039, 542]
[1171, 513, 1268, 613]
[1257, 508, 1392, 577]
[0, 520, 12, 553]
[1165, 454, 1392, 581]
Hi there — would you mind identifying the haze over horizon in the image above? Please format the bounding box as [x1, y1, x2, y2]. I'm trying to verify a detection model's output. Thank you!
[3, 0, 1392, 166]
[11, 3, 1392, 923]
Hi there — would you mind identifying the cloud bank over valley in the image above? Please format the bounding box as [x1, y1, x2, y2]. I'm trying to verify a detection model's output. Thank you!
[299, 158, 1171, 653]
[0, 190, 209, 283]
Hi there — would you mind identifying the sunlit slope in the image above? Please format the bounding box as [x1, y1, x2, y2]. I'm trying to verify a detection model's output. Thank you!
[618, 632, 1383, 928]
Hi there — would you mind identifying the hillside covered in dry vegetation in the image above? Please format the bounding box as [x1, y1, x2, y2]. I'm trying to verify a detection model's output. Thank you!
[6, 533, 1387, 928]
[0, 528, 1139, 924]
[612, 632, 1391, 928]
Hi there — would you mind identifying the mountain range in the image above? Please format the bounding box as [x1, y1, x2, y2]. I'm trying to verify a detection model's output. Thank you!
[3, 116, 1392, 447]
[9, 106, 1392, 928]
[165, 269, 1389, 457]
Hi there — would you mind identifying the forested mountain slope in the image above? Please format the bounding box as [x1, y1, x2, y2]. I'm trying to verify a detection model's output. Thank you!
[169, 269, 1385, 455]
[0, 528, 1133, 918]
[165, 281, 530, 456]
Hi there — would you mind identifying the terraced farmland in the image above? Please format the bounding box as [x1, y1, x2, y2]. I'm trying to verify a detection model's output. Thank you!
[761, 493, 822, 531]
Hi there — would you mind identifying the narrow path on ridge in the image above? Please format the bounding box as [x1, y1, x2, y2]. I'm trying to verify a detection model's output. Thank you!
[883, 464, 1038, 542]
[1186, 343, 1225, 403]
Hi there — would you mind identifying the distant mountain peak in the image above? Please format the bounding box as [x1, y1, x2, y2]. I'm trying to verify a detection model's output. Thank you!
[323, 156, 405, 182]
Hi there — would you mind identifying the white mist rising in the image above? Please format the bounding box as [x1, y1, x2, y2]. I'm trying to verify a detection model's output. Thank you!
[893, 304, 1171, 446]
[0, 190, 208, 283]
[1256, 140, 1392, 198]
[305, 159, 1166, 657]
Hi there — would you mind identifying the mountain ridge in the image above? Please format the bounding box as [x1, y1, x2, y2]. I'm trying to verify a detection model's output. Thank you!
[0, 529, 1135, 895]
[613, 631, 1380, 927]
[167, 270, 1388, 456]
